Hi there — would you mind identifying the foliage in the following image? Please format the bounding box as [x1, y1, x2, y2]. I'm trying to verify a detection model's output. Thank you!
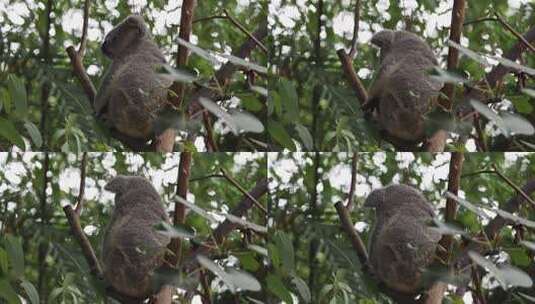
[0, 0, 267, 151]
[267, 152, 535, 303]
[0, 152, 267, 302]
[268, 0, 535, 151]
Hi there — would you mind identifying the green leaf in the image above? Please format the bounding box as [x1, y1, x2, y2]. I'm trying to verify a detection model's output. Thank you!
[23, 122, 42, 148]
[273, 231, 295, 274]
[0, 248, 8, 274]
[268, 119, 296, 150]
[0, 278, 21, 304]
[153, 221, 195, 240]
[238, 253, 260, 272]
[0, 117, 25, 149]
[20, 280, 39, 304]
[295, 124, 313, 150]
[520, 240, 535, 251]
[5, 235, 24, 278]
[199, 98, 264, 134]
[7, 74, 27, 119]
[266, 274, 293, 304]
[279, 79, 299, 121]
[174, 196, 217, 224]
[197, 255, 261, 293]
[222, 214, 267, 233]
[501, 113, 535, 136]
[506, 248, 531, 267]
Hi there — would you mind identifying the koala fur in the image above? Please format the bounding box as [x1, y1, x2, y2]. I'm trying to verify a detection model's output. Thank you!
[365, 30, 443, 149]
[364, 184, 441, 294]
[101, 175, 171, 299]
[95, 15, 173, 140]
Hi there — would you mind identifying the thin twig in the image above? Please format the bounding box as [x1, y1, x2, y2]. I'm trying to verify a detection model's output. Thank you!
[348, 0, 361, 58]
[345, 153, 358, 211]
[74, 152, 88, 215]
[223, 9, 268, 53]
[78, 0, 90, 57]
[491, 164, 535, 207]
[219, 168, 267, 214]
[493, 12, 535, 53]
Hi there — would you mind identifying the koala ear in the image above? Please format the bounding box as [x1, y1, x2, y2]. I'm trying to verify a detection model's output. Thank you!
[371, 30, 394, 49]
[105, 175, 129, 194]
[125, 15, 147, 36]
[364, 188, 385, 208]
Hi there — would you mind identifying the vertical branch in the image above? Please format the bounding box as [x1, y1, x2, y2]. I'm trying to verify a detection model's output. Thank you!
[156, 0, 197, 153]
[37, 152, 50, 301]
[348, 0, 361, 58]
[74, 153, 88, 215]
[345, 153, 358, 212]
[308, 152, 321, 297]
[438, 0, 466, 110]
[39, 0, 53, 151]
[78, 0, 90, 57]
[311, 0, 324, 150]
[425, 0, 466, 152]
[170, 152, 192, 265]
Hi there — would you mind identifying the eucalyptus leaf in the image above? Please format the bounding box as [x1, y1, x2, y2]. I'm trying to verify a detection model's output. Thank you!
[154, 221, 196, 240]
[225, 268, 262, 292]
[20, 280, 39, 304]
[468, 251, 532, 289]
[158, 64, 197, 83]
[222, 214, 268, 233]
[295, 124, 313, 151]
[250, 85, 268, 97]
[495, 209, 535, 228]
[247, 244, 268, 256]
[176, 37, 219, 65]
[0, 117, 25, 149]
[220, 53, 267, 74]
[7, 74, 27, 119]
[448, 41, 490, 66]
[5, 235, 24, 278]
[519, 240, 535, 251]
[501, 113, 535, 136]
[521, 88, 535, 98]
[174, 196, 218, 224]
[445, 192, 491, 219]
[291, 275, 311, 303]
[228, 110, 265, 133]
[23, 121, 42, 148]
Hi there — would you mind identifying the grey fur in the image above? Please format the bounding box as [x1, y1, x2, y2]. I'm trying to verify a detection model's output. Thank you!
[101, 175, 171, 298]
[365, 184, 441, 293]
[366, 30, 443, 147]
[95, 15, 173, 140]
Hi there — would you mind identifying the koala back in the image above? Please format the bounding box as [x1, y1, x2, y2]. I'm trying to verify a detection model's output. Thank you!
[368, 30, 443, 144]
[366, 184, 441, 293]
[102, 176, 170, 298]
[96, 15, 172, 140]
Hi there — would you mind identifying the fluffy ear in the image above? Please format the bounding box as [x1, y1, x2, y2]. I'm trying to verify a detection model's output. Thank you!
[364, 188, 385, 208]
[105, 175, 129, 195]
[125, 14, 148, 36]
[371, 30, 394, 49]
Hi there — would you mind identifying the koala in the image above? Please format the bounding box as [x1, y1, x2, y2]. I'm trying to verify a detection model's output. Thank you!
[364, 184, 441, 294]
[95, 15, 173, 141]
[101, 175, 171, 299]
[365, 30, 443, 149]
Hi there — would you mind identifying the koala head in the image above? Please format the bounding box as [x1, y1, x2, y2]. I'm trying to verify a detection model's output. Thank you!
[101, 14, 149, 59]
[364, 184, 435, 218]
[370, 29, 395, 50]
[105, 175, 158, 200]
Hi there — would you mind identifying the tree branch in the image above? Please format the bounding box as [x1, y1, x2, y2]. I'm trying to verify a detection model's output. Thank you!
[182, 178, 268, 273]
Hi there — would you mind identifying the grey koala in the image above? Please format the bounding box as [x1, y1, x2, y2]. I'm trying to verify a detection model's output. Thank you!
[364, 184, 441, 294]
[101, 175, 171, 299]
[365, 30, 443, 149]
[95, 15, 173, 140]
